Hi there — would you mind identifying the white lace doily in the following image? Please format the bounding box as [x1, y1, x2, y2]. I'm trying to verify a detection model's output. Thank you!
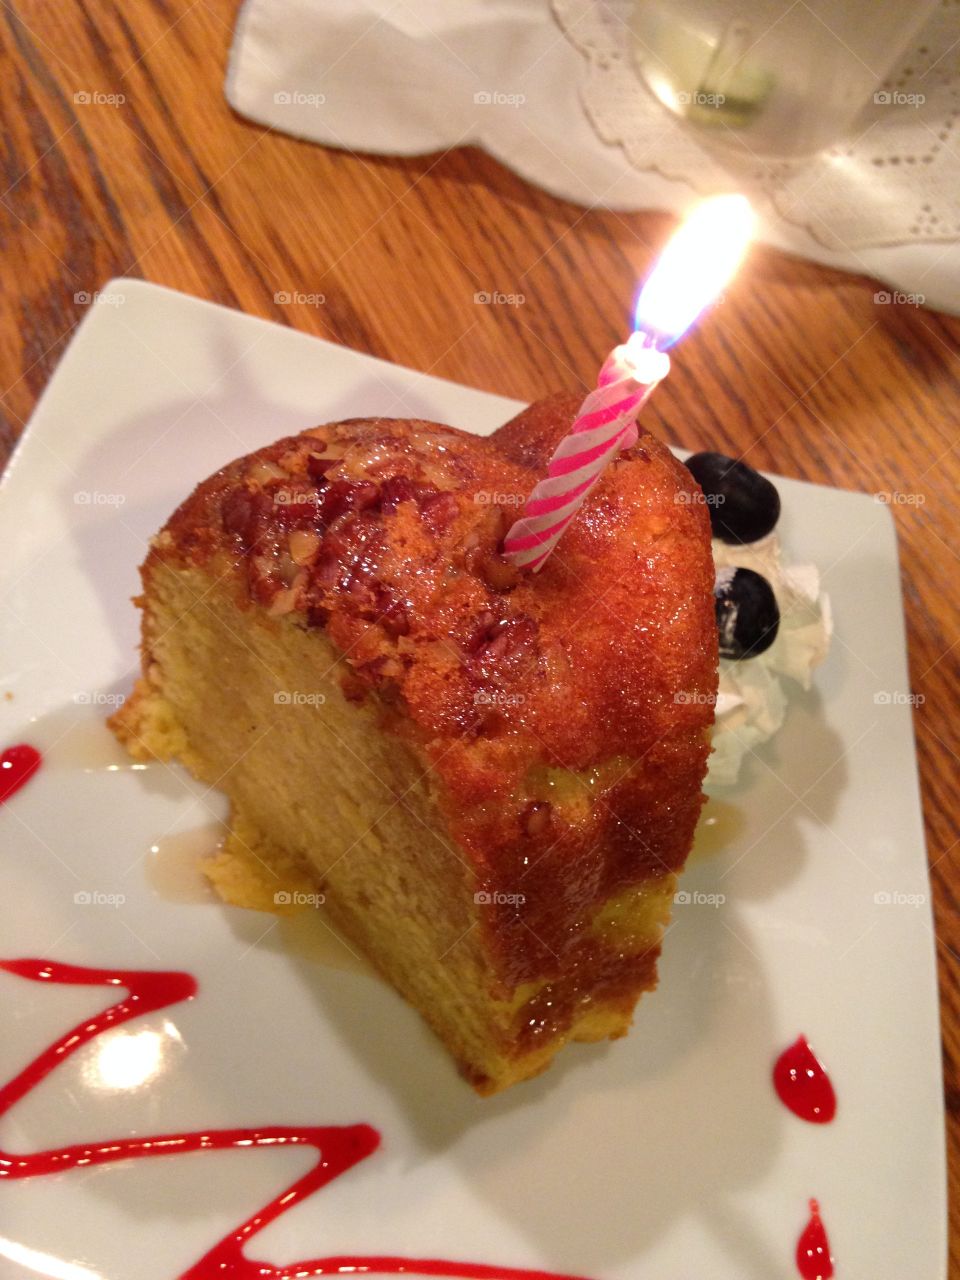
[554, 0, 960, 249]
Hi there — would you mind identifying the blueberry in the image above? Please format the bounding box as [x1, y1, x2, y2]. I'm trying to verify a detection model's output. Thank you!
[715, 567, 780, 659]
[684, 451, 781, 544]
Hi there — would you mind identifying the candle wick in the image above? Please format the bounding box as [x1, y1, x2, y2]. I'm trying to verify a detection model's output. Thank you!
[626, 328, 662, 360]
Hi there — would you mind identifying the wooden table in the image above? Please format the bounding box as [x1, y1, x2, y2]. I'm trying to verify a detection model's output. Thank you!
[2, 0, 958, 1270]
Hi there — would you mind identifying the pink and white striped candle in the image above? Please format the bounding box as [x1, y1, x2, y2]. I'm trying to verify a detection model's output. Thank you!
[502, 335, 670, 572]
[503, 194, 755, 573]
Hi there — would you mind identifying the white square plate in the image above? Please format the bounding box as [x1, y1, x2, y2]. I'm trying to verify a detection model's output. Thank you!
[0, 280, 945, 1280]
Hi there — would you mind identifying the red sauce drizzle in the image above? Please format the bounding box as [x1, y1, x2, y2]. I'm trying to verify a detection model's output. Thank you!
[0, 744, 41, 803]
[0, 957, 588, 1280]
[796, 1198, 833, 1280]
[773, 1035, 836, 1124]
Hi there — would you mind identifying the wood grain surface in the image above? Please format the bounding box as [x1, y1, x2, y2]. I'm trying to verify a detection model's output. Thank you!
[1, 0, 958, 1271]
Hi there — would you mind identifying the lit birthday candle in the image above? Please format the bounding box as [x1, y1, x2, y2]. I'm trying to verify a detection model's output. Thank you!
[503, 195, 755, 573]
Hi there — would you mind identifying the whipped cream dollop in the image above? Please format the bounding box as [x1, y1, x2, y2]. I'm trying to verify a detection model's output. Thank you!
[706, 534, 832, 789]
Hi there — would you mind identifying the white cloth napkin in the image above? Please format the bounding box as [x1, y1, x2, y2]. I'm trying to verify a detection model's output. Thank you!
[227, 0, 960, 312]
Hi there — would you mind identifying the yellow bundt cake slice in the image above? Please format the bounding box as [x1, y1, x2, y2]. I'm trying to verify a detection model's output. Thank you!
[111, 393, 717, 1093]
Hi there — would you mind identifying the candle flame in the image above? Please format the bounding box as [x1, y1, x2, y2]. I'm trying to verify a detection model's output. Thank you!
[634, 194, 754, 349]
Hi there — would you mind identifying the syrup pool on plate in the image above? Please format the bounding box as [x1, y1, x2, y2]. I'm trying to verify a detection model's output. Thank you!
[146, 825, 370, 974]
[146, 825, 226, 903]
[690, 797, 746, 860]
[8, 706, 147, 773]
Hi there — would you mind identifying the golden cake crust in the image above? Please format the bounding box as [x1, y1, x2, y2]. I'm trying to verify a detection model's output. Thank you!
[143, 394, 717, 1017]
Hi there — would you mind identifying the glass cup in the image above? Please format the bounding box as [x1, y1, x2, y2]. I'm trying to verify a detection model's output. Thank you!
[631, 0, 941, 158]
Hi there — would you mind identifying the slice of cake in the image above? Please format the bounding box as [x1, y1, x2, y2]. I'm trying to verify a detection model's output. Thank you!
[111, 393, 717, 1093]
